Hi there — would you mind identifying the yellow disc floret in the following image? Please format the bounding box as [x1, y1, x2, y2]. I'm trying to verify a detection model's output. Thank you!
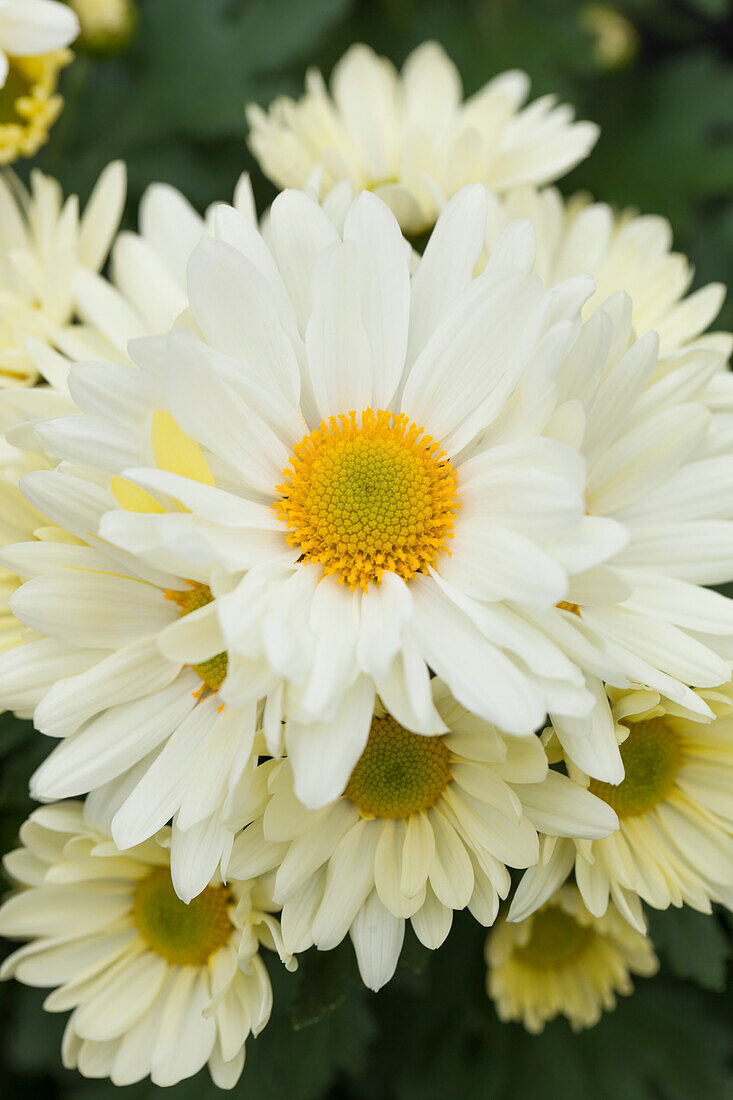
[274, 408, 459, 591]
[133, 868, 232, 966]
[165, 582, 228, 691]
[513, 906, 594, 970]
[0, 51, 72, 165]
[588, 717, 683, 818]
[345, 715, 451, 819]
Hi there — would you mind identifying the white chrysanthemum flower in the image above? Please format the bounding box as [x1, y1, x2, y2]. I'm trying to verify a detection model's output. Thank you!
[486, 884, 658, 1033]
[225, 685, 617, 991]
[6, 185, 633, 815]
[488, 213, 733, 784]
[509, 684, 733, 931]
[0, 162, 125, 386]
[0, 801, 290, 1089]
[0, 0, 78, 86]
[0, 486, 268, 901]
[247, 41, 599, 233]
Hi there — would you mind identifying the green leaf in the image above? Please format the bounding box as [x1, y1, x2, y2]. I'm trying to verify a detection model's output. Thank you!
[291, 940, 360, 1029]
[648, 907, 731, 991]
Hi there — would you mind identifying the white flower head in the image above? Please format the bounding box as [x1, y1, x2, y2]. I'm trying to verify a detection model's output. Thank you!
[509, 684, 733, 931]
[226, 685, 617, 992]
[0, 0, 78, 87]
[0, 162, 126, 387]
[0, 801, 291, 1089]
[247, 41, 599, 233]
[2, 183, 628, 825]
[487, 884, 658, 1033]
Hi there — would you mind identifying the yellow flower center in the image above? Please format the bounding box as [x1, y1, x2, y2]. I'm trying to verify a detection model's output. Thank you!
[514, 906, 594, 970]
[132, 867, 233, 966]
[588, 718, 683, 818]
[0, 51, 72, 165]
[165, 583, 228, 691]
[344, 715, 451, 819]
[274, 408, 459, 592]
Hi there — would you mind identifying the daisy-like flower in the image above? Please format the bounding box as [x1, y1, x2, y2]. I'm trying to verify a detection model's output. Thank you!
[0, 162, 126, 386]
[509, 684, 733, 931]
[486, 884, 658, 1033]
[9, 184, 632, 821]
[476, 209, 733, 783]
[0, 1, 78, 87]
[225, 684, 617, 991]
[0, 469, 267, 901]
[0, 801, 290, 1089]
[247, 41, 599, 234]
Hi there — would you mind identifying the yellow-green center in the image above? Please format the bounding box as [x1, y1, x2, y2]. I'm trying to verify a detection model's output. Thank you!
[165, 583, 228, 691]
[514, 907, 594, 970]
[274, 408, 459, 591]
[588, 717, 683, 818]
[344, 715, 451, 819]
[132, 867, 233, 966]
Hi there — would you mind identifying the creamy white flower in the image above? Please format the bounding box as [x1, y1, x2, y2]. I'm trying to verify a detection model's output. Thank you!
[475, 203, 733, 784]
[225, 685, 616, 991]
[0, 162, 125, 386]
[0, 0, 78, 87]
[0, 800, 290, 1089]
[509, 684, 733, 931]
[10, 185, 628, 815]
[487, 884, 658, 1033]
[247, 41, 599, 233]
[0, 466, 265, 903]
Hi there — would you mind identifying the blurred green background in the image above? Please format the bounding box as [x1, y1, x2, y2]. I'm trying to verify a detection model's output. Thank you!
[2, 0, 733, 1096]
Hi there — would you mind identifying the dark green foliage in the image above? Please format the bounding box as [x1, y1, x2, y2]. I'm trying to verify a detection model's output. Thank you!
[2, 0, 732, 1094]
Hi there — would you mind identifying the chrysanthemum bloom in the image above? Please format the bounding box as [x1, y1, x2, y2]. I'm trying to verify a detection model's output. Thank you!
[6, 184, 634, 822]
[0, 470, 268, 901]
[0, 1, 78, 86]
[0, 162, 126, 386]
[474, 201, 733, 784]
[225, 685, 617, 991]
[0, 801, 290, 1088]
[247, 41, 598, 234]
[486, 885, 658, 1033]
[509, 684, 733, 931]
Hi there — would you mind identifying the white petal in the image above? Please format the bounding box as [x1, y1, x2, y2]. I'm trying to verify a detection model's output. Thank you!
[350, 890, 405, 991]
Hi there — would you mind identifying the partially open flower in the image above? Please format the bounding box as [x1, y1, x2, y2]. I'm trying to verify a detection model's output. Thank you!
[487, 884, 658, 1032]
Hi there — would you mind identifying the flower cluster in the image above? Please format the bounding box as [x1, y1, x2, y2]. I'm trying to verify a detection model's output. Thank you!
[0, 37, 731, 1088]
